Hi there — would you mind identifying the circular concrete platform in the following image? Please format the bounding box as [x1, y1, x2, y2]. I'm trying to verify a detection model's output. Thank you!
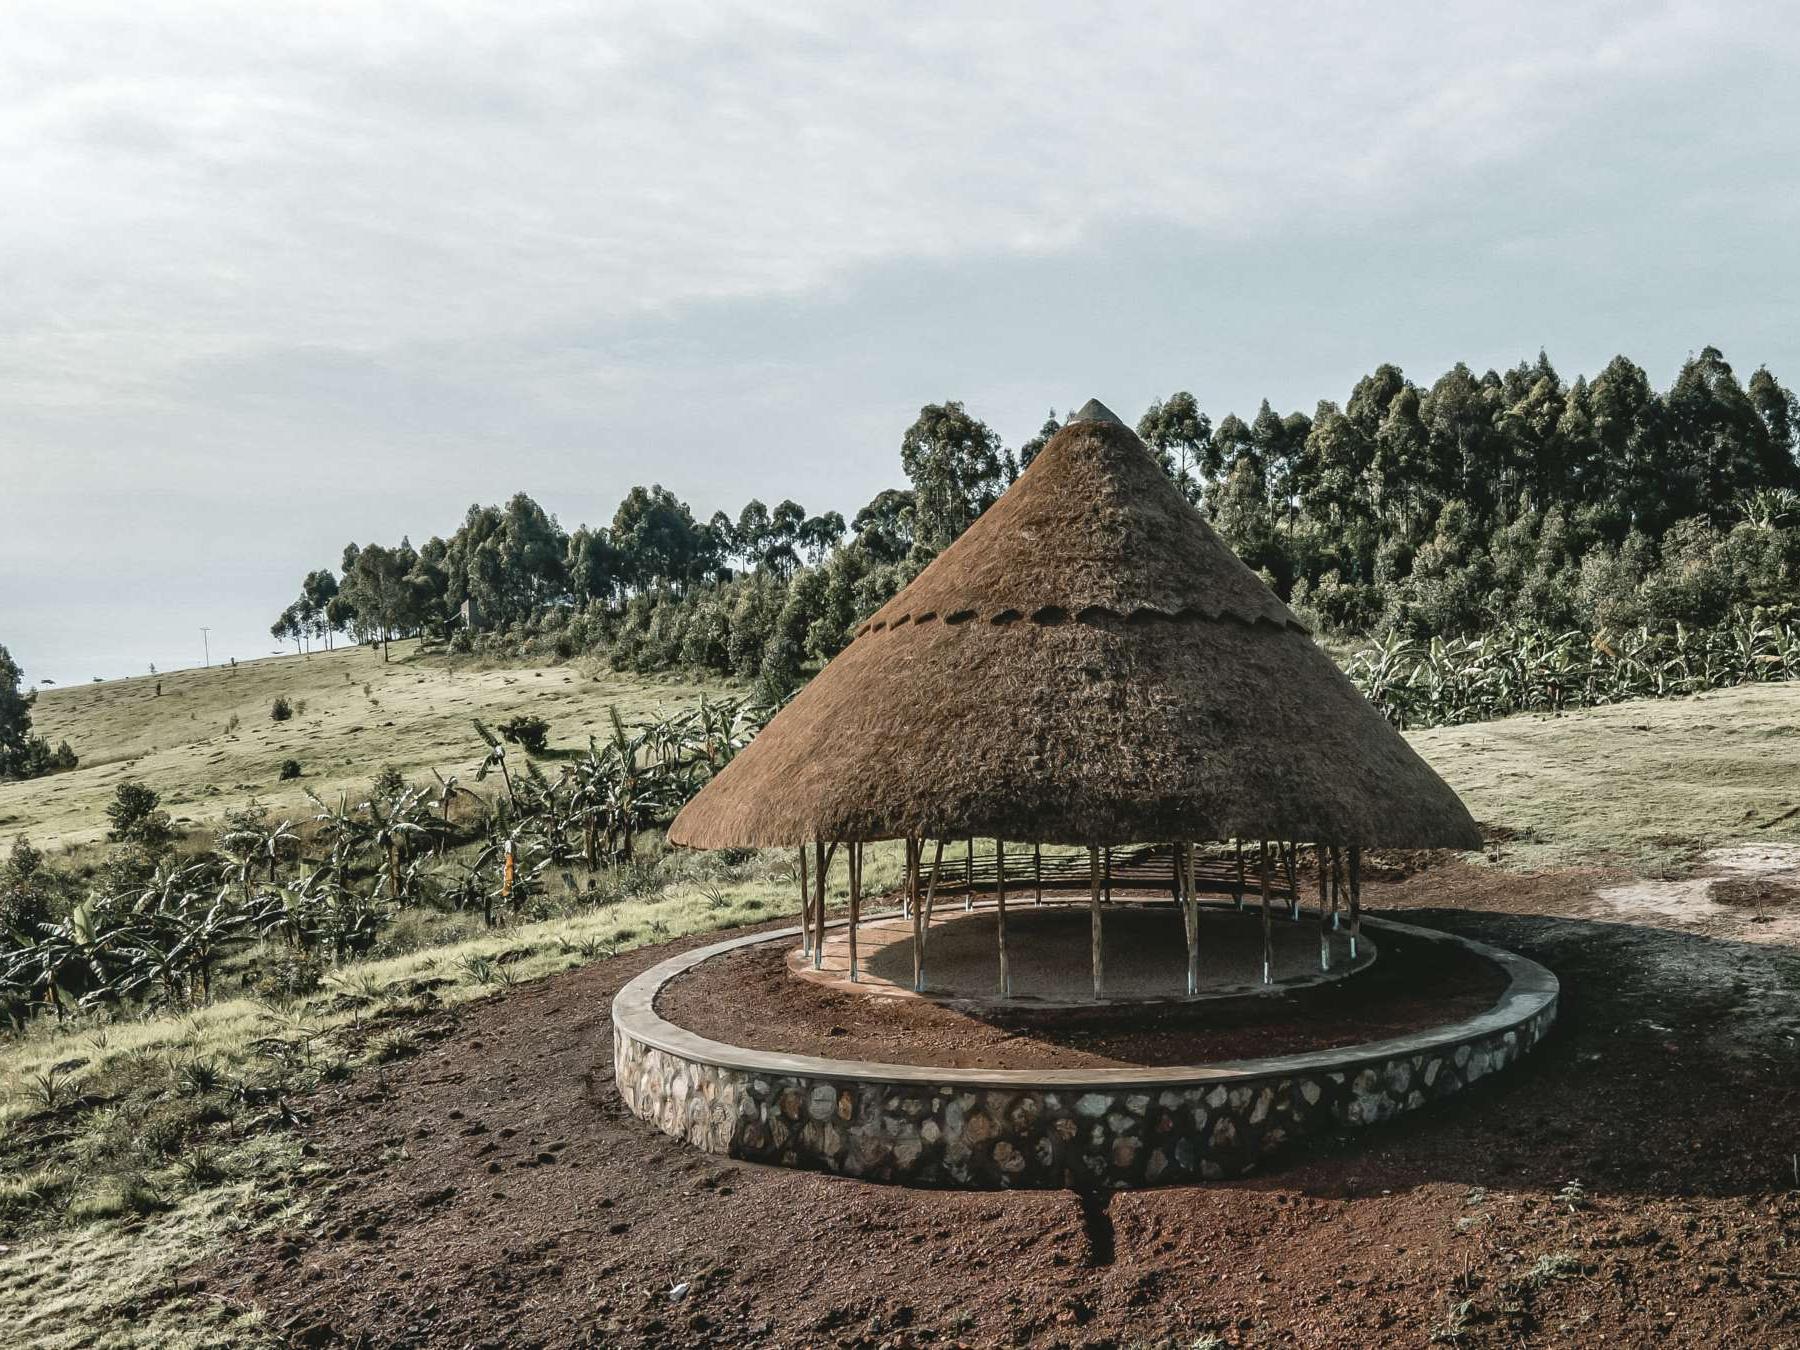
[787, 899, 1374, 1006]
[612, 914, 1559, 1189]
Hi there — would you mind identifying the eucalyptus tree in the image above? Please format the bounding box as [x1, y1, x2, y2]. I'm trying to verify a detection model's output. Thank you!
[765, 499, 807, 577]
[851, 488, 916, 563]
[798, 511, 846, 564]
[899, 401, 1007, 553]
[0, 644, 41, 780]
[612, 484, 715, 592]
[1136, 393, 1212, 504]
[1017, 409, 1063, 472]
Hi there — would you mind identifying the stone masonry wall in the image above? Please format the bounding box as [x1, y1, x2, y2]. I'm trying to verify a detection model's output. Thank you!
[612, 998, 1557, 1189]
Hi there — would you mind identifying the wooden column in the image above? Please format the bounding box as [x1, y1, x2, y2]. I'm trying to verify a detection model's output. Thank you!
[1284, 842, 1300, 921]
[1233, 842, 1245, 910]
[1182, 841, 1199, 997]
[1330, 845, 1343, 930]
[1259, 839, 1273, 985]
[1348, 845, 1363, 960]
[848, 842, 862, 983]
[1317, 843, 1331, 972]
[1034, 843, 1043, 905]
[908, 837, 923, 990]
[1089, 845, 1104, 998]
[915, 839, 946, 993]
[965, 837, 975, 911]
[995, 839, 1010, 997]
[799, 846, 812, 956]
[1102, 846, 1113, 904]
[813, 840, 836, 970]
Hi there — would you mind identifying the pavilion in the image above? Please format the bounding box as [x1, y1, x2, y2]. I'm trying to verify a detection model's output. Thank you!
[669, 399, 1479, 999]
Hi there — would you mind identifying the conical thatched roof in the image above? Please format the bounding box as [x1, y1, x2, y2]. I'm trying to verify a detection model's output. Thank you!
[670, 400, 1480, 851]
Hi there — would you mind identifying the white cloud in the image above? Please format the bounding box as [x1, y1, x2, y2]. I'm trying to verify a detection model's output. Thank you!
[0, 0, 1749, 411]
[2, 0, 1796, 683]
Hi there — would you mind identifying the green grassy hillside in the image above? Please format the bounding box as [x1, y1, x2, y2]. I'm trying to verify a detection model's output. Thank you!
[9, 639, 1800, 872]
[1412, 680, 1800, 871]
[3, 641, 731, 852]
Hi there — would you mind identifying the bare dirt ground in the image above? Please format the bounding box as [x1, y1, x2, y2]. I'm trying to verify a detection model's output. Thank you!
[203, 857, 1800, 1349]
[660, 908, 1506, 1069]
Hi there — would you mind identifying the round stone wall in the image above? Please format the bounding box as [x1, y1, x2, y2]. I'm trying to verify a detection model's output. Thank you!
[611, 915, 1557, 1189]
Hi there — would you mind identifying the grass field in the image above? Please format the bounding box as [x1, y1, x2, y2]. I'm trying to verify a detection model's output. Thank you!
[1414, 680, 1800, 872]
[1, 640, 730, 852]
[3, 649, 1799, 1347]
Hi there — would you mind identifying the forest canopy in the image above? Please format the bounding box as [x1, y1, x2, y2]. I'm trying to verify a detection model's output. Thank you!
[274, 346, 1800, 695]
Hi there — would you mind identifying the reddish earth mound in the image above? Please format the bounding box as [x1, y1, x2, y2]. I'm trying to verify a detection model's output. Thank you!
[658, 917, 1507, 1069]
[209, 863, 1800, 1348]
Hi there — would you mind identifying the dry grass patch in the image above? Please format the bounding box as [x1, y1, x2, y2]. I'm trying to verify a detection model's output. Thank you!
[2, 639, 729, 850]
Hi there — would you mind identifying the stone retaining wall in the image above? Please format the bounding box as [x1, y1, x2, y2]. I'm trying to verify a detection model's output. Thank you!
[612, 917, 1557, 1189]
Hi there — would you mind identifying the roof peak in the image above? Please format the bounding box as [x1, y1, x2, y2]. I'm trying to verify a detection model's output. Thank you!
[1067, 397, 1124, 427]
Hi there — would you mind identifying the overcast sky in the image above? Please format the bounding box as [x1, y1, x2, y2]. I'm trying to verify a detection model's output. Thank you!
[3, 1, 1797, 686]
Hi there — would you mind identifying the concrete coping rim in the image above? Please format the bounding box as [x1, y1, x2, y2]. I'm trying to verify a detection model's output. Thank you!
[613, 912, 1559, 1090]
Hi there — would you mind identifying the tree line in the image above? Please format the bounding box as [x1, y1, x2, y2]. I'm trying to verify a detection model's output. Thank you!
[0, 645, 77, 783]
[275, 345, 1800, 695]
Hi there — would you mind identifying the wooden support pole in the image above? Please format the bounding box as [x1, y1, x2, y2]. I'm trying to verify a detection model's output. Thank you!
[1102, 846, 1112, 904]
[1331, 846, 1344, 930]
[1284, 842, 1300, 921]
[848, 842, 862, 982]
[908, 837, 923, 989]
[1348, 845, 1363, 961]
[901, 837, 912, 919]
[799, 846, 811, 955]
[916, 839, 946, 992]
[813, 840, 832, 970]
[1259, 839, 1273, 985]
[995, 839, 1010, 997]
[1034, 842, 1043, 905]
[1317, 844, 1331, 972]
[1182, 841, 1199, 997]
[1234, 842, 1245, 910]
[1089, 845, 1104, 998]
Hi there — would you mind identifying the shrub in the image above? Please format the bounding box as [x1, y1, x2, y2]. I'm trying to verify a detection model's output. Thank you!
[104, 781, 175, 849]
[278, 758, 302, 781]
[4, 735, 78, 780]
[497, 714, 550, 754]
[270, 696, 293, 722]
[0, 836, 56, 937]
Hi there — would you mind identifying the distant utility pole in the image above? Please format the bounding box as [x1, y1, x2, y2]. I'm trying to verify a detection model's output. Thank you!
[200, 627, 211, 668]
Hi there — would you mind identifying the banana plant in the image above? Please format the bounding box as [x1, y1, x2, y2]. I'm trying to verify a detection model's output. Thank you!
[472, 719, 517, 811]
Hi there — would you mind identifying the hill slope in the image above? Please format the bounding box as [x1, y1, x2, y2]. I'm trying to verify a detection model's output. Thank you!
[1, 640, 731, 850]
[7, 638, 1800, 872]
[1410, 681, 1800, 871]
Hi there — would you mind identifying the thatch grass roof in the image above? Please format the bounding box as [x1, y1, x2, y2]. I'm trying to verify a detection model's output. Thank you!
[670, 401, 1480, 851]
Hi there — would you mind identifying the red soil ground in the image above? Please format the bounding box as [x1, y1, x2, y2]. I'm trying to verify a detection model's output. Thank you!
[660, 910, 1508, 1069]
[208, 860, 1800, 1348]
